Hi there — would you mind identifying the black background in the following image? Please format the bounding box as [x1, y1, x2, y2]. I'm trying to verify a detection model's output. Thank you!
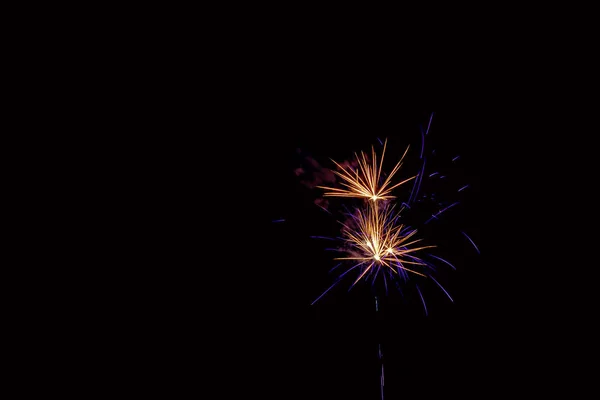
[30, 12, 593, 398]
[110, 54, 574, 395]
[106, 91, 584, 398]
[135, 106, 509, 398]
[248, 111, 489, 398]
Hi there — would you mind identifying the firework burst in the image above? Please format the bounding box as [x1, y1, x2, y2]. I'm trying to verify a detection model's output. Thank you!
[310, 201, 453, 307]
[337, 203, 433, 288]
[317, 139, 416, 201]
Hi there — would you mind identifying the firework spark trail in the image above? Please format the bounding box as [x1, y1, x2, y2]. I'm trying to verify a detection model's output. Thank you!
[410, 112, 435, 203]
[424, 201, 460, 224]
[419, 112, 434, 157]
[425, 112, 434, 135]
[461, 231, 480, 254]
[416, 285, 427, 316]
[376, 297, 384, 400]
[310, 236, 337, 241]
[381, 364, 384, 399]
[310, 262, 368, 305]
[430, 276, 454, 302]
[426, 253, 456, 270]
[315, 203, 332, 214]
[328, 262, 343, 273]
[317, 139, 416, 201]
[409, 158, 426, 204]
[420, 127, 425, 159]
[382, 271, 388, 295]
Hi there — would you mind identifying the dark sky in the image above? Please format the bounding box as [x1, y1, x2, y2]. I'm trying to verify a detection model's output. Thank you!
[128, 100, 569, 398]
[91, 26, 586, 398]
[224, 110, 492, 398]
[137, 99, 549, 398]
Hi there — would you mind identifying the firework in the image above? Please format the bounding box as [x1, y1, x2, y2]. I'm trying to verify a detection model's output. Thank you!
[317, 139, 416, 201]
[337, 203, 433, 288]
[310, 129, 468, 309]
[302, 113, 478, 400]
[310, 202, 449, 306]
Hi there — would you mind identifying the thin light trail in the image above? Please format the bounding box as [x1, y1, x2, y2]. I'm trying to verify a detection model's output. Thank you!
[430, 276, 454, 302]
[416, 284, 428, 316]
[376, 296, 384, 400]
[427, 253, 456, 270]
[412, 112, 434, 201]
[310, 236, 337, 241]
[408, 158, 427, 204]
[425, 201, 460, 224]
[310, 262, 368, 305]
[461, 231, 480, 254]
[425, 112, 434, 135]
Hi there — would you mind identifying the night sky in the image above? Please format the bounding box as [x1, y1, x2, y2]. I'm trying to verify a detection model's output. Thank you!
[229, 110, 491, 398]
[72, 23, 585, 398]
[136, 104, 525, 398]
